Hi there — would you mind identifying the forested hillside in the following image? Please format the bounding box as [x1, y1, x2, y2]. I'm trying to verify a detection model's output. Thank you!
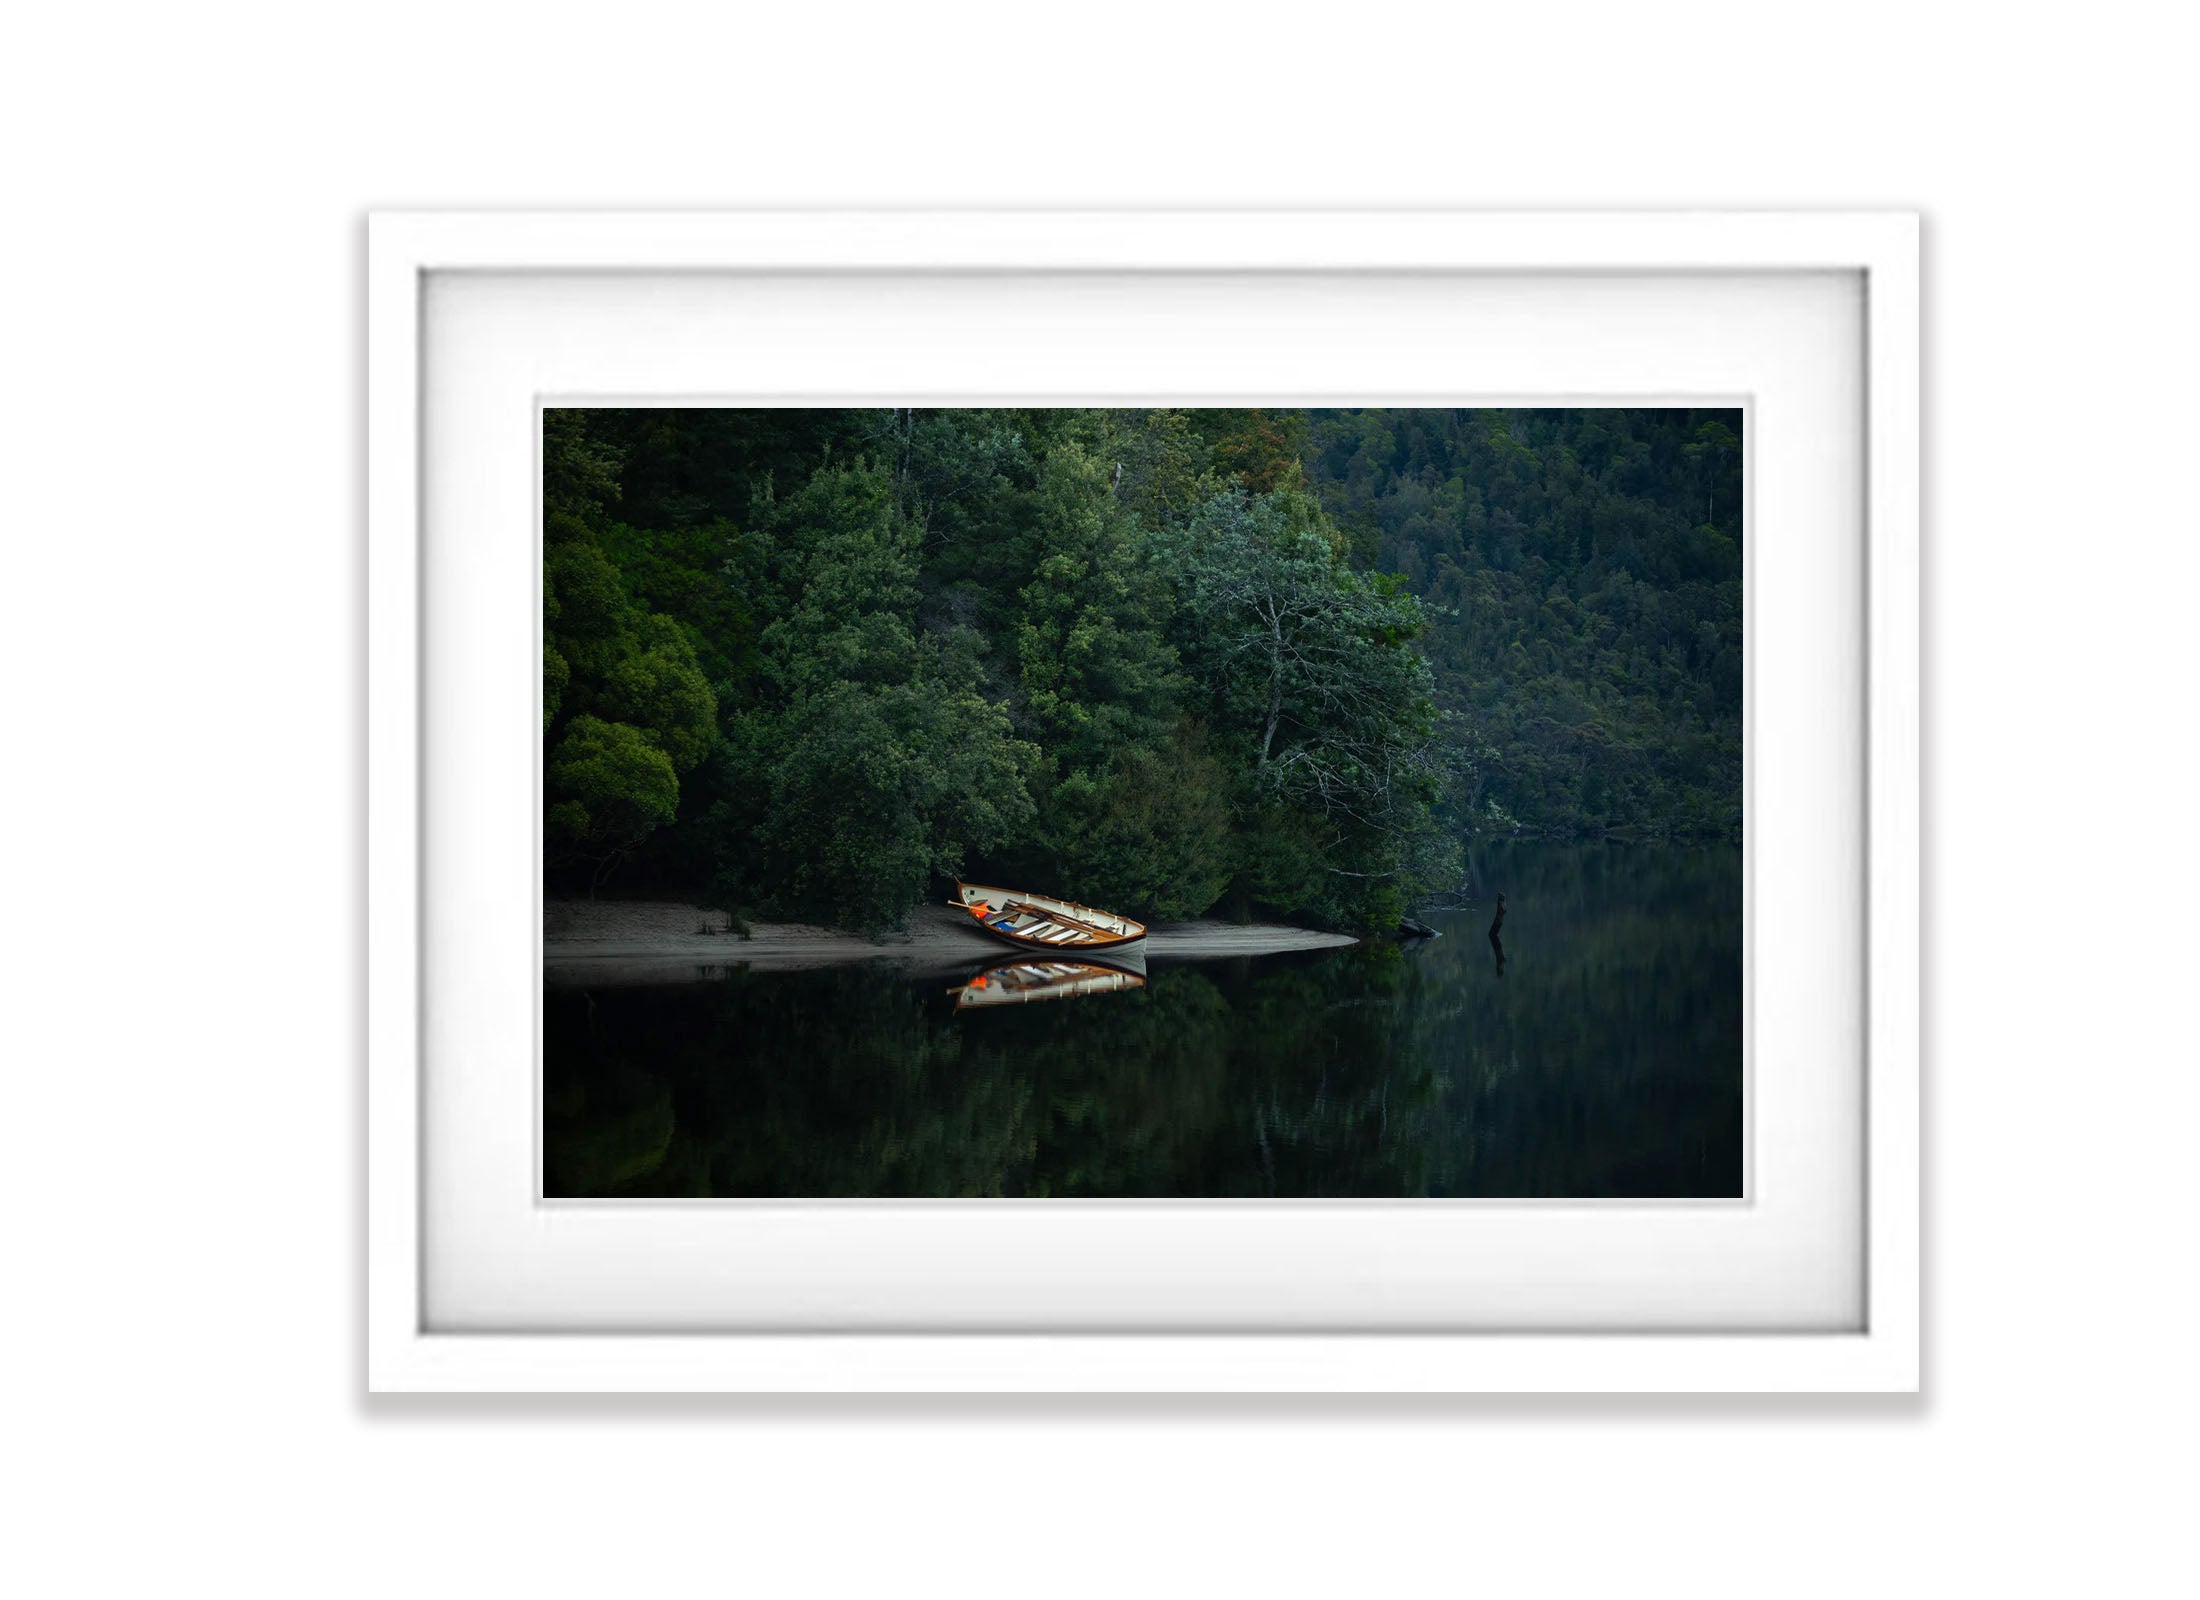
[1305, 408, 1743, 837]
[543, 407, 1740, 932]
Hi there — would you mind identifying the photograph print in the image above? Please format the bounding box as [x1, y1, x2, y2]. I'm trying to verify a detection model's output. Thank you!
[543, 407, 1743, 1198]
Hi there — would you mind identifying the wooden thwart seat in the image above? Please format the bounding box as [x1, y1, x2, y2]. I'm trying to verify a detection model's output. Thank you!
[1005, 901, 1117, 940]
[1024, 923, 1088, 944]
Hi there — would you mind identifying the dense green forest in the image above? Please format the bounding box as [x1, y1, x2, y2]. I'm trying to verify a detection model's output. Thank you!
[544, 407, 1741, 932]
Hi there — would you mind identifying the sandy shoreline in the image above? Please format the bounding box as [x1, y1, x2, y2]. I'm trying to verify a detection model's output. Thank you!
[545, 899, 1357, 983]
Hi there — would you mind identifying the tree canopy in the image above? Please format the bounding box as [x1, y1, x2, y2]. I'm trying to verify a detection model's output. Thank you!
[543, 406, 1742, 929]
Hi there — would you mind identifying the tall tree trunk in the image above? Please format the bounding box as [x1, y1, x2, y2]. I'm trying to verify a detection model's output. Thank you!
[1259, 620, 1284, 768]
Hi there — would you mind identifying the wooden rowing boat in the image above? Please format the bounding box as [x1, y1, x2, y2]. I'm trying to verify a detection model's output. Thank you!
[951, 881, 1148, 953]
[947, 958, 1146, 1011]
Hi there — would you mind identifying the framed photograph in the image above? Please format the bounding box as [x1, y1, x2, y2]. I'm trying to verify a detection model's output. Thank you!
[368, 211, 1917, 1391]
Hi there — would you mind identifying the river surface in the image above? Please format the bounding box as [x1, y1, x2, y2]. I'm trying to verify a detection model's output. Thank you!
[544, 843, 1742, 1198]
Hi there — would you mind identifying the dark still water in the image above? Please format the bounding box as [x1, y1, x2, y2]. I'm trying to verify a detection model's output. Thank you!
[544, 843, 1741, 1199]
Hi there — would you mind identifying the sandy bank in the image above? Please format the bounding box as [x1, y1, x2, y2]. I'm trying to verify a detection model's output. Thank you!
[545, 899, 1357, 983]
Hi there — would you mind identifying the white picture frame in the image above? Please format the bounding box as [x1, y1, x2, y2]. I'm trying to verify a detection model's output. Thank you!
[368, 210, 1917, 1392]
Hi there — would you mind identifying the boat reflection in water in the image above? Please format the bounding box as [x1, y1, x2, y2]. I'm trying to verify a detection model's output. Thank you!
[948, 955, 1146, 1012]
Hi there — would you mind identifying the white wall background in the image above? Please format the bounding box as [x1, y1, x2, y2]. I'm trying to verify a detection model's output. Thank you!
[4, 4, 2193, 1595]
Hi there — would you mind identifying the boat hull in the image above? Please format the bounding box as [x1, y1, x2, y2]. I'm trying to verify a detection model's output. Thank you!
[949, 958, 1146, 1011]
[951, 881, 1148, 954]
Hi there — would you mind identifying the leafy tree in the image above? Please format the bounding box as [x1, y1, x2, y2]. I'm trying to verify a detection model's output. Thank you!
[546, 716, 680, 859]
[1155, 486, 1447, 922]
[999, 444, 1232, 916]
[543, 412, 719, 889]
[1094, 406, 1221, 529]
[709, 459, 1039, 932]
[596, 613, 717, 770]
[1015, 443, 1183, 763]
[1191, 408, 1310, 495]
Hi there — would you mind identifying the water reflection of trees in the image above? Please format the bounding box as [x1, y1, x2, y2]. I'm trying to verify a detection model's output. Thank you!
[545, 845, 1742, 1198]
[1419, 842, 1743, 1196]
[546, 947, 1445, 1198]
